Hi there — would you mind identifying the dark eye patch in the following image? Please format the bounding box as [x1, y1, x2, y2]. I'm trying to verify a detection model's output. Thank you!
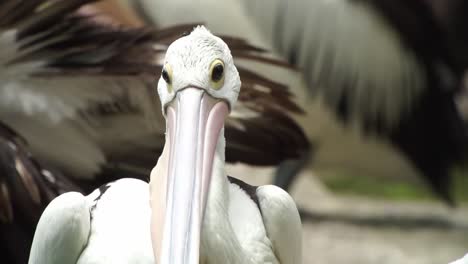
[162, 69, 171, 84]
[211, 63, 224, 82]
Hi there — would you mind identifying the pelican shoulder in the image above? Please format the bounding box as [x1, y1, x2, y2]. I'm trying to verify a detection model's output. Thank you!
[257, 185, 302, 264]
[29, 192, 91, 264]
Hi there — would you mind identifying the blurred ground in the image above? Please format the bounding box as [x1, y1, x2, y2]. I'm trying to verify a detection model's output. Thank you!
[227, 165, 468, 264]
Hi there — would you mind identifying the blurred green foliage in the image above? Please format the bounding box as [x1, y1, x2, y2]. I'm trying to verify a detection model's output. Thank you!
[321, 169, 468, 204]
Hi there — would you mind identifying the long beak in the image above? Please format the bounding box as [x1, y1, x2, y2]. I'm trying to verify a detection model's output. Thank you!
[150, 88, 229, 264]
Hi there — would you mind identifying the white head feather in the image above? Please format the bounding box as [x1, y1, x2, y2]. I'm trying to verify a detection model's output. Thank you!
[157, 26, 241, 113]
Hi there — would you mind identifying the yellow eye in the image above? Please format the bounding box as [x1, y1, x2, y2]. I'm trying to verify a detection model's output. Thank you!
[209, 59, 225, 90]
[161, 63, 173, 92]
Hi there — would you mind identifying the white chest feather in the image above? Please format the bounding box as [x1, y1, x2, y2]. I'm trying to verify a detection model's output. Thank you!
[228, 184, 279, 264]
[78, 179, 154, 264]
[200, 182, 278, 264]
[77, 179, 278, 264]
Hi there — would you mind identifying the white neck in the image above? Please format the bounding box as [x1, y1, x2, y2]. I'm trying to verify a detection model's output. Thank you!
[200, 128, 253, 263]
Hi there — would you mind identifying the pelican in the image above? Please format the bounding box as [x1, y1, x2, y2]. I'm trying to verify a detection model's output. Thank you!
[0, 0, 308, 262]
[28, 26, 302, 264]
[129, 0, 468, 204]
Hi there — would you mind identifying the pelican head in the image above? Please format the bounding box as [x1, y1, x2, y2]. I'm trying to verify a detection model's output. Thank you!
[150, 26, 240, 264]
